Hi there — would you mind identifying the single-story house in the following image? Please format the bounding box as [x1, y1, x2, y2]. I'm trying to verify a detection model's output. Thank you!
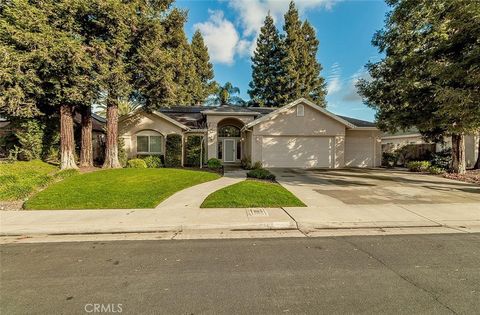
[382, 130, 480, 168]
[119, 98, 382, 168]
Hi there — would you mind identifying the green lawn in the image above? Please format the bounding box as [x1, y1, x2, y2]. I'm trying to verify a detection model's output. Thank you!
[201, 180, 306, 208]
[25, 168, 220, 210]
[0, 160, 58, 201]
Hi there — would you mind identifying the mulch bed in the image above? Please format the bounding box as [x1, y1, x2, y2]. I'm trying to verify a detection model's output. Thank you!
[444, 170, 480, 185]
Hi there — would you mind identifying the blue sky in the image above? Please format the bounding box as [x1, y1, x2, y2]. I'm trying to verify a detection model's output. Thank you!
[177, 0, 390, 122]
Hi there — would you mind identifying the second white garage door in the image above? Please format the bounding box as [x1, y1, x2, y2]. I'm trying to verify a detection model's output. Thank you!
[261, 136, 333, 168]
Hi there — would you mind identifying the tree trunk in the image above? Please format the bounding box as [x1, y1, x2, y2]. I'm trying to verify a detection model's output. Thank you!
[451, 134, 466, 174]
[60, 104, 78, 170]
[79, 106, 93, 168]
[102, 97, 121, 168]
[474, 134, 480, 169]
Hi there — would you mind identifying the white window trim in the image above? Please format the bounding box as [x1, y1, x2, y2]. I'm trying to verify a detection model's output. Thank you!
[137, 135, 163, 155]
[296, 104, 305, 117]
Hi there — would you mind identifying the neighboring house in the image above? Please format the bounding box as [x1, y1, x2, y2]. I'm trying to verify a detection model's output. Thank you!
[382, 130, 480, 168]
[0, 114, 106, 161]
[119, 98, 381, 169]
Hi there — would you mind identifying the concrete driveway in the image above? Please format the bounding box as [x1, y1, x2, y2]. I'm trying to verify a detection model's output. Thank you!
[272, 168, 480, 206]
[271, 168, 480, 230]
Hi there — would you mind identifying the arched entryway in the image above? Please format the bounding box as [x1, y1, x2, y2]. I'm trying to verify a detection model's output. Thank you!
[217, 118, 244, 163]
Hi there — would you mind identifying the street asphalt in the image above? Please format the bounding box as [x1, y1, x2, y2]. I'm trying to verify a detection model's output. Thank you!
[1, 233, 480, 314]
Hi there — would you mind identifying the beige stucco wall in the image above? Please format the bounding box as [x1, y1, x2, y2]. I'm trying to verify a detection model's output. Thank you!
[252, 105, 346, 137]
[119, 111, 184, 158]
[345, 129, 382, 168]
[249, 103, 350, 168]
[206, 114, 255, 160]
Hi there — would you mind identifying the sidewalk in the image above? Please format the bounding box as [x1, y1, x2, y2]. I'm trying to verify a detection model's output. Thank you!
[156, 169, 246, 209]
[1, 202, 479, 237]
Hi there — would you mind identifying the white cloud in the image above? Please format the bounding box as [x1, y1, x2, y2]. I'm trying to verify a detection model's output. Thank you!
[228, 0, 339, 38]
[195, 1, 340, 65]
[342, 68, 370, 102]
[194, 10, 239, 65]
[327, 62, 342, 95]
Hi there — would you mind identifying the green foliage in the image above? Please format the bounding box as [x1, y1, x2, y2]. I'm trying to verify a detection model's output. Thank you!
[191, 30, 216, 104]
[201, 180, 305, 208]
[210, 82, 245, 106]
[431, 148, 452, 170]
[427, 166, 445, 175]
[13, 120, 44, 161]
[382, 152, 398, 168]
[357, 0, 480, 172]
[240, 156, 252, 170]
[406, 161, 431, 172]
[279, 2, 326, 106]
[0, 160, 57, 201]
[25, 168, 220, 209]
[143, 155, 163, 168]
[185, 136, 204, 167]
[127, 159, 147, 169]
[165, 134, 182, 167]
[247, 168, 276, 181]
[207, 158, 222, 169]
[249, 14, 286, 107]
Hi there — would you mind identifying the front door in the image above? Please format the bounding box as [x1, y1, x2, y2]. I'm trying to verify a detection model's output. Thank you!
[224, 139, 236, 162]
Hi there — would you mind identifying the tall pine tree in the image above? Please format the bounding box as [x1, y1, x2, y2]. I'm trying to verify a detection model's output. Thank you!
[279, 1, 326, 106]
[248, 13, 285, 107]
[191, 30, 215, 105]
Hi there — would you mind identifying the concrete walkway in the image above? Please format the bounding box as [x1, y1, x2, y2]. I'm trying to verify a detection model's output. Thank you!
[156, 169, 247, 209]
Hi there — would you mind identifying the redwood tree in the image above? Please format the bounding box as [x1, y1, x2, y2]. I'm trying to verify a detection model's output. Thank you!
[79, 106, 93, 167]
[0, 0, 95, 169]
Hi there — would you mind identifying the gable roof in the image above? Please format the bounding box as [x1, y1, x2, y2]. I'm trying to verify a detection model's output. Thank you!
[201, 104, 260, 115]
[243, 98, 358, 130]
[337, 115, 376, 128]
[120, 108, 190, 130]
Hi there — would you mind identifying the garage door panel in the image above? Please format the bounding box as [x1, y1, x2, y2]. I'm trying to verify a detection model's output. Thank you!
[262, 136, 333, 168]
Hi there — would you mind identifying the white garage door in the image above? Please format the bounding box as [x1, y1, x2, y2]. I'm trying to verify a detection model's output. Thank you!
[261, 136, 333, 168]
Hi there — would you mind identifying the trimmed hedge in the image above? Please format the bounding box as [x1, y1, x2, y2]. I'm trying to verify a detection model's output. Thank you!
[406, 160, 431, 172]
[185, 135, 204, 167]
[207, 158, 222, 169]
[165, 134, 182, 167]
[247, 168, 276, 181]
[127, 159, 147, 168]
[143, 155, 163, 168]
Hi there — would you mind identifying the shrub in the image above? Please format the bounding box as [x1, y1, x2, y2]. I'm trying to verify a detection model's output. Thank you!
[143, 155, 163, 168]
[13, 120, 44, 161]
[406, 161, 431, 172]
[247, 168, 276, 181]
[127, 158, 147, 168]
[207, 158, 222, 169]
[427, 165, 445, 175]
[185, 135, 204, 167]
[382, 152, 397, 168]
[240, 156, 252, 170]
[165, 134, 182, 167]
[252, 161, 263, 169]
[431, 148, 452, 170]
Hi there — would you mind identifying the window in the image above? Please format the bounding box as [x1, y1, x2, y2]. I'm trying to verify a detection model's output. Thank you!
[137, 134, 163, 154]
[296, 104, 305, 117]
[218, 125, 240, 137]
